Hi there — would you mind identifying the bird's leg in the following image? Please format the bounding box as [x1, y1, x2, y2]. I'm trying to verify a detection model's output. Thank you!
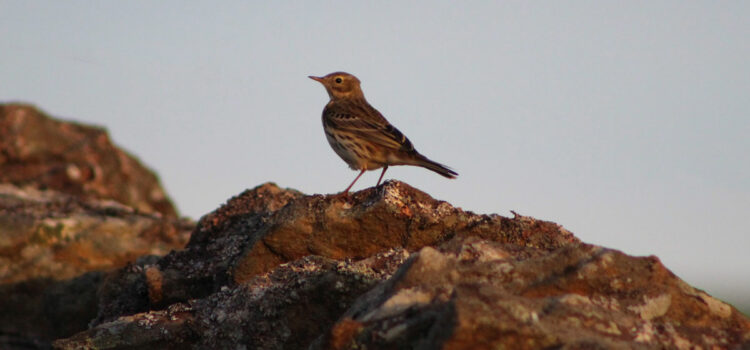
[376, 165, 388, 187]
[343, 169, 366, 194]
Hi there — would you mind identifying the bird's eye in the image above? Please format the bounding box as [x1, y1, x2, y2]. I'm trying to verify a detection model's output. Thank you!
[335, 77, 343, 83]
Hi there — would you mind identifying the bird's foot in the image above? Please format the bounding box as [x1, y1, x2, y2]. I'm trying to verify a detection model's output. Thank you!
[334, 191, 352, 200]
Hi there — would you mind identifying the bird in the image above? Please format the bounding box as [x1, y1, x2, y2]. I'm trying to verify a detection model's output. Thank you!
[309, 72, 457, 194]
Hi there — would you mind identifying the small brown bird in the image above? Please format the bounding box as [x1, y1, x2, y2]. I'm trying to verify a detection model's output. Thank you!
[309, 72, 457, 194]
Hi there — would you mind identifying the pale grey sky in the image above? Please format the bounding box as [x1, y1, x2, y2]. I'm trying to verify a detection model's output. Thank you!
[2, 1, 748, 311]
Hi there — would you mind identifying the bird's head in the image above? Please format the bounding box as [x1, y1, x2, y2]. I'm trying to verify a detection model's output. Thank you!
[309, 72, 364, 100]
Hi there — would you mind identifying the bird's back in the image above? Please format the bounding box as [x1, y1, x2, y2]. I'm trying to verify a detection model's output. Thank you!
[323, 98, 415, 153]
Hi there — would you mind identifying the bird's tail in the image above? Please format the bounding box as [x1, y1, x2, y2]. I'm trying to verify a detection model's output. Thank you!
[413, 154, 458, 179]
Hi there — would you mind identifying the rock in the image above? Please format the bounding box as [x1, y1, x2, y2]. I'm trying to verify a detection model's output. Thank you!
[55, 181, 750, 349]
[0, 184, 192, 284]
[230, 182, 577, 284]
[0, 184, 193, 348]
[55, 250, 410, 350]
[0, 105, 190, 347]
[314, 236, 750, 349]
[0, 106, 740, 349]
[91, 181, 578, 326]
[90, 183, 305, 325]
[0, 104, 177, 218]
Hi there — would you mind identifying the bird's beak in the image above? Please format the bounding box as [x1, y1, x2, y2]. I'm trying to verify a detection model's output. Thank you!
[308, 76, 324, 83]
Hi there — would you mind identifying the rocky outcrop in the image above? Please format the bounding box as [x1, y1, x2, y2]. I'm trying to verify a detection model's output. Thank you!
[315, 237, 748, 349]
[53, 181, 750, 349]
[57, 251, 410, 350]
[3, 104, 748, 349]
[0, 105, 192, 348]
[0, 184, 193, 349]
[87, 181, 577, 327]
[0, 104, 177, 218]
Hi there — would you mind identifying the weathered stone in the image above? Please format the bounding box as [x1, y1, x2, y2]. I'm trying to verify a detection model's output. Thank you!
[0, 184, 192, 348]
[55, 250, 410, 350]
[314, 236, 750, 350]
[53, 302, 198, 350]
[0, 104, 177, 217]
[231, 182, 577, 284]
[93, 181, 577, 326]
[91, 183, 304, 325]
[0, 108, 739, 350]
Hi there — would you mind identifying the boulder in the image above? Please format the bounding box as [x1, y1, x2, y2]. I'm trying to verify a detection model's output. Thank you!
[0, 184, 193, 348]
[91, 181, 577, 325]
[315, 237, 749, 349]
[0, 104, 177, 218]
[55, 181, 749, 349]
[0, 105, 192, 348]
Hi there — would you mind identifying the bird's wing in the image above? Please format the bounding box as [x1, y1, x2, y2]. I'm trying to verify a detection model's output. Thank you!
[324, 103, 415, 152]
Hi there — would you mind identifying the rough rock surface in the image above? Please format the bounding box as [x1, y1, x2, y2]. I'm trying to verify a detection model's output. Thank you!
[0, 104, 177, 217]
[315, 237, 750, 349]
[89, 181, 577, 326]
[58, 250, 410, 350]
[0, 184, 193, 349]
[53, 181, 750, 349]
[0, 106, 192, 349]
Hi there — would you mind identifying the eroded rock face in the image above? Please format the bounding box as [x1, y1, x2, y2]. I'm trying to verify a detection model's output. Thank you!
[230, 182, 577, 284]
[90, 183, 305, 325]
[54, 181, 749, 349]
[0, 104, 177, 217]
[0, 184, 192, 347]
[0, 185, 191, 285]
[92, 181, 577, 325]
[0, 104, 192, 348]
[315, 237, 750, 349]
[57, 251, 410, 350]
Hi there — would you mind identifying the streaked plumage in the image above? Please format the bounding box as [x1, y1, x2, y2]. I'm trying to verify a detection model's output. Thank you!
[309, 72, 457, 194]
